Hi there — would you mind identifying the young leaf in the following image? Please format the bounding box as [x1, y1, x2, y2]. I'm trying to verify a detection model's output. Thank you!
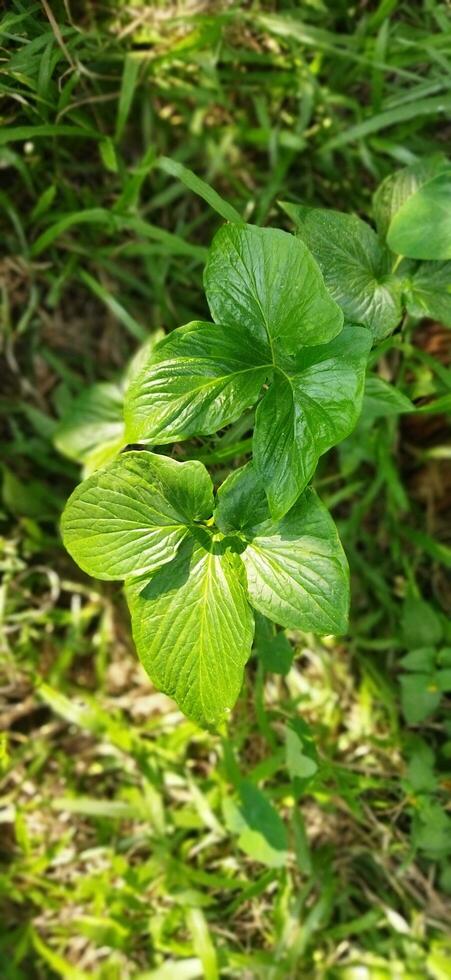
[253, 325, 372, 518]
[124, 321, 270, 444]
[405, 261, 451, 328]
[373, 154, 449, 239]
[216, 466, 349, 635]
[204, 223, 343, 354]
[281, 204, 402, 340]
[61, 451, 214, 580]
[54, 381, 125, 476]
[387, 172, 451, 260]
[125, 538, 254, 728]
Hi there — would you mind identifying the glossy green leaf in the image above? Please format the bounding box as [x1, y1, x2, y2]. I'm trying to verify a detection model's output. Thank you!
[126, 537, 254, 728]
[373, 154, 449, 239]
[61, 451, 213, 580]
[405, 261, 451, 327]
[204, 223, 343, 353]
[54, 381, 125, 476]
[124, 320, 269, 444]
[253, 325, 372, 518]
[216, 465, 349, 633]
[243, 486, 349, 634]
[282, 204, 402, 340]
[387, 173, 451, 260]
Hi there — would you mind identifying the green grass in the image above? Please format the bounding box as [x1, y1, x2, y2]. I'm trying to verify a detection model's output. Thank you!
[1, 1, 451, 977]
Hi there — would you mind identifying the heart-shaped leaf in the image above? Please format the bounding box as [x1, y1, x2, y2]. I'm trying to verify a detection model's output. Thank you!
[204, 223, 343, 353]
[61, 451, 214, 580]
[125, 320, 269, 444]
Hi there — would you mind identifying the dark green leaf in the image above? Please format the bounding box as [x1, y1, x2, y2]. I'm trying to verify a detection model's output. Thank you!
[281, 204, 401, 340]
[224, 780, 288, 868]
[400, 673, 441, 725]
[204, 223, 343, 354]
[253, 326, 371, 518]
[401, 596, 443, 648]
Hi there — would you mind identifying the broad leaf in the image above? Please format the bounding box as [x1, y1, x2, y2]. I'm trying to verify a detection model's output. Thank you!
[373, 154, 449, 239]
[54, 381, 125, 476]
[405, 261, 451, 327]
[125, 537, 254, 728]
[61, 451, 213, 580]
[254, 613, 294, 676]
[387, 173, 451, 260]
[216, 465, 349, 634]
[253, 325, 372, 518]
[286, 725, 318, 782]
[204, 223, 343, 353]
[282, 204, 402, 340]
[124, 320, 269, 444]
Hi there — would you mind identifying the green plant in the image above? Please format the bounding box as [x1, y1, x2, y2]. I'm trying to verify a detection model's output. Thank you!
[60, 157, 451, 729]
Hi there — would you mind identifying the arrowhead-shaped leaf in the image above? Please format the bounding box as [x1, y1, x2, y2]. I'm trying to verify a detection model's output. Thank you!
[61, 451, 214, 580]
[282, 205, 402, 340]
[124, 320, 269, 444]
[253, 325, 372, 518]
[216, 464, 349, 635]
[405, 261, 451, 327]
[204, 223, 343, 353]
[125, 536, 254, 728]
[387, 172, 451, 260]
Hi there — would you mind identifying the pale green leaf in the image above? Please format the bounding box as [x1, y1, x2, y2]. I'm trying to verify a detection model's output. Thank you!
[204, 223, 343, 353]
[61, 451, 213, 580]
[126, 538, 254, 727]
[286, 726, 318, 781]
[54, 381, 125, 473]
[387, 173, 451, 260]
[253, 325, 372, 518]
[282, 204, 402, 340]
[124, 320, 269, 444]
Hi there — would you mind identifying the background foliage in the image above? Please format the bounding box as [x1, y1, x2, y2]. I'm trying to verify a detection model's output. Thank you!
[1, 1, 451, 977]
